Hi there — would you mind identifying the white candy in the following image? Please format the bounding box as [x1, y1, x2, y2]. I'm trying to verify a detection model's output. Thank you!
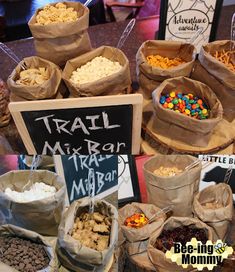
[70, 56, 122, 85]
[4, 182, 57, 202]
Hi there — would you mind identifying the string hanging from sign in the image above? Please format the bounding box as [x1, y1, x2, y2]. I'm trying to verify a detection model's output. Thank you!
[88, 168, 96, 214]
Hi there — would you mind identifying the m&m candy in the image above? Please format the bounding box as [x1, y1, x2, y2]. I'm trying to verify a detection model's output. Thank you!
[160, 91, 210, 120]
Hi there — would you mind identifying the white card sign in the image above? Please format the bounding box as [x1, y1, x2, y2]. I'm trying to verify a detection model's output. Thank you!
[158, 0, 223, 52]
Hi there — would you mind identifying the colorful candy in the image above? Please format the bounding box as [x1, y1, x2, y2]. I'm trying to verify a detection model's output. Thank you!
[160, 91, 210, 120]
[124, 213, 149, 228]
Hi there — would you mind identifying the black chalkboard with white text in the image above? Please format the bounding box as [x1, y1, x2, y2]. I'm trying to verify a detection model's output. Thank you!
[21, 105, 133, 155]
[58, 155, 118, 203]
[9, 95, 143, 155]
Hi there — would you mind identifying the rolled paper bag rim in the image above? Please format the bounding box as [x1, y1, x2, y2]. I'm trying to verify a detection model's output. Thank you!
[28, 1, 90, 38]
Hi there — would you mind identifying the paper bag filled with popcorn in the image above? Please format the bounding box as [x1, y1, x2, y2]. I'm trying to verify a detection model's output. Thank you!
[62, 46, 131, 97]
[136, 40, 196, 98]
[7, 56, 62, 100]
[56, 199, 118, 272]
[28, 2, 92, 66]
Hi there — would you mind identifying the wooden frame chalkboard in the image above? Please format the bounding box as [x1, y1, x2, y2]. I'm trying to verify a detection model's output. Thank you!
[118, 155, 141, 207]
[157, 0, 223, 52]
[9, 94, 143, 155]
[54, 155, 118, 204]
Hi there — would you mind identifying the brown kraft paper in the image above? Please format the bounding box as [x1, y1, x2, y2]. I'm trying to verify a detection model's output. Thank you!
[126, 239, 155, 271]
[192, 60, 235, 122]
[7, 56, 62, 100]
[147, 217, 213, 272]
[28, 2, 92, 66]
[193, 183, 233, 241]
[152, 76, 223, 147]
[119, 202, 166, 243]
[0, 224, 58, 272]
[198, 40, 235, 90]
[143, 155, 202, 217]
[62, 46, 131, 97]
[0, 170, 66, 236]
[56, 199, 118, 272]
[136, 40, 196, 98]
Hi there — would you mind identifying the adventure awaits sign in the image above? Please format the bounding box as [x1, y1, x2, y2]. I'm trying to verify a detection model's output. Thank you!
[159, 0, 222, 52]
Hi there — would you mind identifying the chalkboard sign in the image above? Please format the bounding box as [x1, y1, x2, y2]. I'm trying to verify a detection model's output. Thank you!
[157, 0, 223, 52]
[54, 155, 118, 203]
[9, 95, 143, 155]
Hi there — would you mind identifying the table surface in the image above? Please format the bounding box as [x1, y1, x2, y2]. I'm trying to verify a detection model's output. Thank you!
[0, 4, 234, 153]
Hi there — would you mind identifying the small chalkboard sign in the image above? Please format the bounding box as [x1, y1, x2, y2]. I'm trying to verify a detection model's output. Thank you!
[157, 0, 223, 52]
[9, 95, 143, 155]
[54, 155, 118, 203]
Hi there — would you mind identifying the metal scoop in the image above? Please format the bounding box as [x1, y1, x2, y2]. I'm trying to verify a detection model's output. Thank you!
[0, 42, 27, 70]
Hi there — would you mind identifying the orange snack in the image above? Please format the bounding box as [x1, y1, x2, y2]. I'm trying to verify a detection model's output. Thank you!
[124, 213, 148, 228]
[146, 55, 186, 69]
[213, 50, 235, 72]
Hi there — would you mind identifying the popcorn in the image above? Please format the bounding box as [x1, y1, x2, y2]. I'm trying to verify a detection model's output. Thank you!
[16, 68, 50, 86]
[70, 56, 122, 85]
[4, 182, 57, 202]
[35, 3, 79, 25]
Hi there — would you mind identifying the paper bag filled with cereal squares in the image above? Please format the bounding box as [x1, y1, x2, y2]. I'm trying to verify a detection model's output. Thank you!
[7, 56, 62, 101]
[28, 2, 92, 66]
[56, 199, 118, 272]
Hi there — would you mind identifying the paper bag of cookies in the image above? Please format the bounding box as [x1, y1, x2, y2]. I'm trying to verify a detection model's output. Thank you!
[193, 183, 233, 241]
[56, 199, 118, 272]
[28, 2, 92, 66]
[7, 56, 62, 101]
[136, 40, 196, 98]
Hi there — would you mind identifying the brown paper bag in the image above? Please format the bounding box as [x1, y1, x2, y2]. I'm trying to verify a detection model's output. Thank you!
[119, 202, 166, 242]
[62, 46, 131, 97]
[192, 60, 235, 122]
[56, 199, 118, 272]
[198, 40, 235, 90]
[0, 224, 58, 272]
[143, 155, 202, 217]
[147, 217, 213, 272]
[193, 183, 233, 241]
[126, 239, 155, 271]
[0, 170, 66, 236]
[118, 226, 126, 272]
[136, 40, 196, 98]
[7, 56, 62, 100]
[152, 76, 223, 147]
[28, 2, 92, 66]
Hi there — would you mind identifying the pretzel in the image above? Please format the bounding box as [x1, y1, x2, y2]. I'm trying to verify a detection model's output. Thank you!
[213, 50, 235, 72]
[146, 54, 186, 69]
